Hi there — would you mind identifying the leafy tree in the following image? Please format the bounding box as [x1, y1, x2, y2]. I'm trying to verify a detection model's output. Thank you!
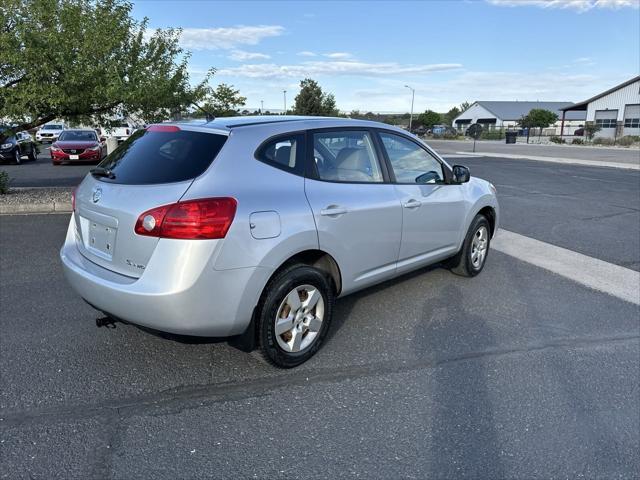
[519, 108, 558, 142]
[459, 101, 471, 113]
[444, 106, 461, 126]
[0, 0, 212, 141]
[417, 110, 442, 128]
[202, 84, 246, 117]
[292, 78, 339, 116]
[584, 122, 601, 141]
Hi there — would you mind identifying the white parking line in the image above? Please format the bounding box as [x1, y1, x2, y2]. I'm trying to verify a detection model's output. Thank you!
[493, 230, 640, 305]
[457, 152, 640, 170]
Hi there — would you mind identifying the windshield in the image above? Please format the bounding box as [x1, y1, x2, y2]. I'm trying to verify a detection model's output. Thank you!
[58, 130, 97, 142]
[44, 125, 63, 130]
[95, 128, 227, 185]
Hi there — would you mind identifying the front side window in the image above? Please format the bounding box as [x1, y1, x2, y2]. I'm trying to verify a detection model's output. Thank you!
[257, 134, 304, 175]
[313, 130, 383, 183]
[379, 132, 444, 184]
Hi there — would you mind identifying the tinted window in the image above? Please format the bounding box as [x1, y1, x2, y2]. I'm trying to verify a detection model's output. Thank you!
[59, 131, 98, 142]
[379, 132, 444, 184]
[257, 134, 305, 175]
[95, 129, 227, 185]
[313, 130, 383, 183]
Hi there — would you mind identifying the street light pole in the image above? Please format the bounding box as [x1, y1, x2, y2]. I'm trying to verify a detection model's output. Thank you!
[261, 100, 264, 114]
[283, 90, 287, 114]
[405, 85, 415, 132]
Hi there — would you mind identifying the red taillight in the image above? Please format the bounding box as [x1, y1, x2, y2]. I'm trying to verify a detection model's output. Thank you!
[134, 198, 237, 240]
[146, 125, 180, 133]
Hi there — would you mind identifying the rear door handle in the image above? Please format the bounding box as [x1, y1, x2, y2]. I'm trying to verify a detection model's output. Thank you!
[320, 205, 348, 217]
[402, 199, 422, 209]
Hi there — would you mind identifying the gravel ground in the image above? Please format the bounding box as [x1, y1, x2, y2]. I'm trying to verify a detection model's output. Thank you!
[0, 187, 72, 214]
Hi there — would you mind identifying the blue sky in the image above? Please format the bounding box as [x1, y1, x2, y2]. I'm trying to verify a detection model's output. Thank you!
[132, 0, 640, 113]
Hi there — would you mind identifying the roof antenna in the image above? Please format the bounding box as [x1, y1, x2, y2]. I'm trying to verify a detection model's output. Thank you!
[192, 102, 216, 122]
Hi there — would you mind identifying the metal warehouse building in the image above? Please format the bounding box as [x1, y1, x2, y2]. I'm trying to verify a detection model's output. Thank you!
[560, 76, 640, 140]
[451, 101, 586, 134]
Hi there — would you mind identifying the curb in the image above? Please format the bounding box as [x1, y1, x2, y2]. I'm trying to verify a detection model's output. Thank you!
[0, 202, 72, 215]
[455, 152, 640, 170]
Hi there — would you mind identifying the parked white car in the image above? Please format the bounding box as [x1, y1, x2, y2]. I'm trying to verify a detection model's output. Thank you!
[36, 123, 65, 143]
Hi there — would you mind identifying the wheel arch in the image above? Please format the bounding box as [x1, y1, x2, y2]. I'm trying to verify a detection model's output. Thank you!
[477, 205, 497, 237]
[268, 249, 342, 296]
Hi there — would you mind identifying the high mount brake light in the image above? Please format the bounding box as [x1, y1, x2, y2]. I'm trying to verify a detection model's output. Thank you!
[146, 125, 181, 133]
[134, 198, 237, 240]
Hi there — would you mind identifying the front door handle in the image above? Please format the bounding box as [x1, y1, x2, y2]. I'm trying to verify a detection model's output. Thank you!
[402, 199, 422, 209]
[320, 205, 348, 217]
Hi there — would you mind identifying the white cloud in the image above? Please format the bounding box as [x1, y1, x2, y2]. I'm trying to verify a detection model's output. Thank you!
[297, 51, 317, 57]
[323, 52, 354, 59]
[487, 0, 638, 12]
[228, 50, 271, 61]
[217, 61, 463, 78]
[178, 25, 284, 50]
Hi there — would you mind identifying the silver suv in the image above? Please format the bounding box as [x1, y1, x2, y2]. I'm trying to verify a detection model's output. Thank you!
[61, 116, 499, 367]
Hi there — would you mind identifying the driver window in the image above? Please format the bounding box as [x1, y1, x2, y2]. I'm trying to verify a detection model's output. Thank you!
[379, 132, 444, 184]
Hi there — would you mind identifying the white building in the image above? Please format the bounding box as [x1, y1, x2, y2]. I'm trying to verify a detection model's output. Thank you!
[451, 101, 586, 134]
[560, 76, 640, 139]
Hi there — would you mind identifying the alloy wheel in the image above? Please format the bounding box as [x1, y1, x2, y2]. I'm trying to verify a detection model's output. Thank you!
[470, 226, 488, 269]
[274, 284, 325, 353]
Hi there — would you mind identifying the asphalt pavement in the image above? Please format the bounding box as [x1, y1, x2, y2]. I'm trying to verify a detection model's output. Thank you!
[1, 157, 639, 478]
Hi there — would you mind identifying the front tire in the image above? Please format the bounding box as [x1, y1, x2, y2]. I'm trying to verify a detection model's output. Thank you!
[257, 265, 334, 368]
[14, 149, 21, 165]
[447, 214, 491, 277]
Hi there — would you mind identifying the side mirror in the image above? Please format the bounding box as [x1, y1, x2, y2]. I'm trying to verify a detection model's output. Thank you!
[452, 165, 470, 184]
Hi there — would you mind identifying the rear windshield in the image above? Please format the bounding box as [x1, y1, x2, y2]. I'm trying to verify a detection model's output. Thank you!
[94, 129, 227, 185]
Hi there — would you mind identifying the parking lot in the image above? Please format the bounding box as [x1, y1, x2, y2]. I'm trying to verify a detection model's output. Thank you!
[1, 150, 639, 478]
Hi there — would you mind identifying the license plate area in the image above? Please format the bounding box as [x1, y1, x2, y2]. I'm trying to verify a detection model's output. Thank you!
[70, 154, 79, 160]
[78, 210, 119, 261]
[87, 221, 116, 259]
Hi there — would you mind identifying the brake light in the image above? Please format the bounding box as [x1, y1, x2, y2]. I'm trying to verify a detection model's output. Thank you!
[134, 198, 237, 240]
[146, 125, 180, 132]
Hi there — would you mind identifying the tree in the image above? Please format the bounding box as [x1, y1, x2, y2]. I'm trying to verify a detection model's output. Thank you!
[202, 84, 246, 117]
[459, 101, 471, 113]
[519, 108, 558, 143]
[584, 122, 601, 141]
[417, 110, 442, 128]
[292, 78, 339, 116]
[443, 106, 461, 126]
[0, 0, 212, 142]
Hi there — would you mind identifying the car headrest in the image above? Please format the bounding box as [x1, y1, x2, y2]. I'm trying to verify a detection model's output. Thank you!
[335, 147, 367, 171]
[275, 145, 292, 166]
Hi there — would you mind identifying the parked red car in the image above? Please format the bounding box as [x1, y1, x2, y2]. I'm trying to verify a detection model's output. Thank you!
[50, 129, 106, 165]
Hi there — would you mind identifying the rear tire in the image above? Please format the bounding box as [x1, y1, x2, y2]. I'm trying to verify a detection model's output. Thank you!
[447, 214, 491, 277]
[257, 264, 334, 368]
[29, 147, 37, 162]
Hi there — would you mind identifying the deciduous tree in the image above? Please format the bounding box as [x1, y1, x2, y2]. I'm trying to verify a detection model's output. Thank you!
[203, 84, 246, 117]
[0, 0, 212, 141]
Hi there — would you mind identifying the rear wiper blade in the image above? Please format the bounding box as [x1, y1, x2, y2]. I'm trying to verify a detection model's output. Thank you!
[90, 167, 116, 179]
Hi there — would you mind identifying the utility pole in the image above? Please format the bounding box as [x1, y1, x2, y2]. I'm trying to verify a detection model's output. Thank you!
[283, 90, 287, 114]
[405, 85, 415, 132]
[261, 100, 264, 114]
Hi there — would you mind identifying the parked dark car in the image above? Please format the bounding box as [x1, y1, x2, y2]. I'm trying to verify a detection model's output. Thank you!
[431, 125, 457, 137]
[51, 129, 107, 165]
[0, 126, 39, 164]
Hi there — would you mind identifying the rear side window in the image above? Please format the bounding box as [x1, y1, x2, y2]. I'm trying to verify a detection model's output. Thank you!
[256, 133, 305, 176]
[95, 128, 227, 185]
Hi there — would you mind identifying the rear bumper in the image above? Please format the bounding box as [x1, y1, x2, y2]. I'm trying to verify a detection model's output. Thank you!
[60, 216, 271, 337]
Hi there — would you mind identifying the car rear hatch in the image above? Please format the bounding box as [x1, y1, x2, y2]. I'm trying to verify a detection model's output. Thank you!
[73, 125, 228, 278]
